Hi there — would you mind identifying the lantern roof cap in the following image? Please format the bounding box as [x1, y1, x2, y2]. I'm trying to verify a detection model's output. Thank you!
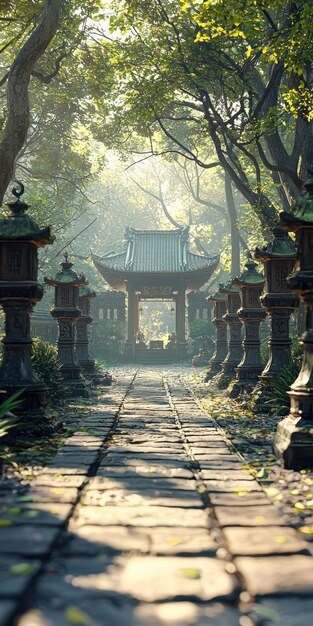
[254, 226, 296, 261]
[0, 182, 54, 247]
[206, 290, 225, 302]
[219, 281, 240, 294]
[233, 256, 264, 286]
[79, 285, 96, 298]
[45, 253, 86, 287]
[280, 173, 313, 229]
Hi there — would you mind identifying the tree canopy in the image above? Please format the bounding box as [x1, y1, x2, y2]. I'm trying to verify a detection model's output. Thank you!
[80, 0, 313, 230]
[0, 0, 312, 287]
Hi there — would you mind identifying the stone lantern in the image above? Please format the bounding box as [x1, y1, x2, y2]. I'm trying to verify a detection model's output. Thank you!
[254, 227, 298, 380]
[44, 254, 89, 397]
[274, 175, 313, 468]
[217, 282, 243, 387]
[230, 257, 266, 396]
[76, 285, 103, 384]
[204, 287, 227, 381]
[0, 183, 54, 415]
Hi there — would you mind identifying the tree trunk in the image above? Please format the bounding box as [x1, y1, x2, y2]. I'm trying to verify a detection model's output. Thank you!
[224, 171, 241, 277]
[0, 0, 63, 205]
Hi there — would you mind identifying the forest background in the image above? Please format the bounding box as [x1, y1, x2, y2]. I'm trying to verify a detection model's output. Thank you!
[0, 0, 312, 345]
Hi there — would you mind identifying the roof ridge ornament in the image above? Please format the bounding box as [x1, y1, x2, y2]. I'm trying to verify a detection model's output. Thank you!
[8, 180, 28, 215]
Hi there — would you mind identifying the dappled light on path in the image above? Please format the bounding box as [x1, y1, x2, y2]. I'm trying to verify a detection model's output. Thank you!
[0, 368, 313, 625]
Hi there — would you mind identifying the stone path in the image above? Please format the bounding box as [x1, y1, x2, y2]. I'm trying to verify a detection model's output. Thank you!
[1, 368, 313, 625]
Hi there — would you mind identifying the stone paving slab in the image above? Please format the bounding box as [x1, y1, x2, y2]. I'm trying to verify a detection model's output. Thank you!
[6, 368, 313, 626]
[88, 475, 197, 491]
[73, 505, 209, 528]
[82, 488, 203, 508]
[194, 459, 245, 469]
[64, 524, 150, 555]
[235, 555, 313, 596]
[208, 491, 271, 506]
[35, 466, 88, 476]
[17, 600, 242, 626]
[200, 469, 254, 481]
[102, 454, 187, 465]
[96, 465, 194, 479]
[214, 504, 287, 527]
[202, 479, 262, 493]
[104, 445, 184, 454]
[27, 487, 79, 504]
[31, 475, 85, 488]
[0, 601, 16, 626]
[34, 555, 237, 603]
[255, 598, 313, 626]
[0, 525, 59, 557]
[0, 502, 73, 526]
[148, 527, 217, 556]
[0, 556, 41, 598]
[117, 435, 182, 443]
[224, 526, 309, 556]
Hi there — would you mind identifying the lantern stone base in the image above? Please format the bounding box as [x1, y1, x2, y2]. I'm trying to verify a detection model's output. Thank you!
[176, 341, 188, 360]
[81, 362, 112, 386]
[229, 367, 264, 398]
[61, 366, 90, 398]
[204, 363, 222, 382]
[274, 415, 313, 469]
[0, 382, 48, 416]
[213, 368, 236, 389]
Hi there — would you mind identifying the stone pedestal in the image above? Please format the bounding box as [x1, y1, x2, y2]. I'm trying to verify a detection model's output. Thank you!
[45, 255, 89, 398]
[274, 176, 313, 468]
[215, 283, 243, 388]
[0, 183, 53, 417]
[77, 287, 110, 385]
[255, 227, 298, 381]
[176, 288, 187, 358]
[230, 259, 266, 397]
[204, 289, 227, 381]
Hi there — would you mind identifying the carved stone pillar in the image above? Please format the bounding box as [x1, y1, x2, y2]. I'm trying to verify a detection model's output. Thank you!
[216, 283, 243, 387]
[76, 286, 107, 385]
[204, 288, 227, 381]
[0, 183, 54, 416]
[176, 288, 187, 357]
[254, 227, 298, 380]
[45, 255, 89, 397]
[126, 285, 136, 352]
[230, 259, 266, 396]
[274, 175, 313, 468]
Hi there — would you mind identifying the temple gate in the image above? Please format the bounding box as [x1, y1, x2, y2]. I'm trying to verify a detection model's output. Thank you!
[93, 227, 219, 362]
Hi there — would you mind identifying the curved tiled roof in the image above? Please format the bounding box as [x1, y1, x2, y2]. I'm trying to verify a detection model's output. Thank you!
[92, 226, 219, 290]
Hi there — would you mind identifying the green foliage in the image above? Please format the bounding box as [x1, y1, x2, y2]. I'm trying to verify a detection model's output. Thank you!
[90, 320, 125, 362]
[0, 390, 23, 439]
[260, 338, 303, 416]
[31, 337, 65, 400]
[189, 319, 214, 357]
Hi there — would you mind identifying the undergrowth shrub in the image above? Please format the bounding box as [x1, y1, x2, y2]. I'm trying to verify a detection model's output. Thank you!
[90, 320, 125, 362]
[0, 334, 64, 404]
[31, 337, 65, 400]
[189, 319, 215, 358]
[256, 337, 303, 416]
[0, 390, 22, 436]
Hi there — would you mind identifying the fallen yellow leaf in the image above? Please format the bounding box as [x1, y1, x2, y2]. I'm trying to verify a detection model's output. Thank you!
[64, 605, 91, 625]
[168, 537, 183, 546]
[294, 502, 305, 511]
[178, 568, 201, 579]
[299, 526, 313, 534]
